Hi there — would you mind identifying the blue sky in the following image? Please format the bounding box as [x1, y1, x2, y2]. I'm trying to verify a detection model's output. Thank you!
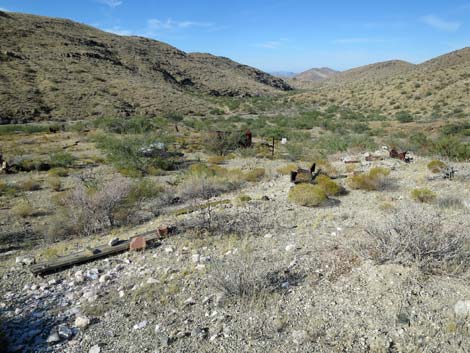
[1, 0, 469, 72]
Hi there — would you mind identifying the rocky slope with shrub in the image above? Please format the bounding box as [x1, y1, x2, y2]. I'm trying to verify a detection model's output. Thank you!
[0, 11, 291, 123]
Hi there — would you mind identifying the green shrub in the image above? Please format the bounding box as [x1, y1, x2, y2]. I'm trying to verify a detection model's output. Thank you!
[94, 134, 180, 176]
[348, 167, 391, 191]
[49, 151, 76, 168]
[316, 175, 341, 196]
[48, 167, 69, 177]
[276, 164, 297, 175]
[238, 194, 252, 202]
[288, 184, 327, 207]
[244, 168, 265, 182]
[46, 177, 62, 192]
[19, 178, 41, 191]
[411, 188, 436, 203]
[10, 200, 35, 218]
[432, 137, 470, 161]
[396, 111, 414, 123]
[126, 179, 164, 204]
[427, 160, 447, 173]
[208, 155, 225, 165]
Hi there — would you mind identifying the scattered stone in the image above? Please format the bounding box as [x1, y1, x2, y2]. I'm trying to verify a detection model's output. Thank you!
[118, 290, 125, 298]
[164, 246, 174, 254]
[15, 256, 35, 266]
[108, 237, 120, 246]
[147, 277, 159, 284]
[184, 297, 196, 306]
[192, 254, 201, 263]
[58, 324, 73, 339]
[129, 236, 146, 251]
[191, 327, 208, 339]
[264, 233, 273, 239]
[99, 274, 110, 283]
[292, 329, 308, 345]
[14, 308, 22, 315]
[74, 316, 91, 329]
[285, 244, 296, 252]
[454, 300, 470, 318]
[46, 331, 60, 344]
[89, 345, 101, 353]
[133, 320, 148, 330]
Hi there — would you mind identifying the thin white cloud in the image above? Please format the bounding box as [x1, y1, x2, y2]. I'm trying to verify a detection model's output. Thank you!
[254, 38, 288, 49]
[97, 0, 123, 8]
[421, 15, 461, 32]
[147, 19, 213, 31]
[332, 38, 386, 44]
[0, 7, 10, 12]
[256, 41, 282, 49]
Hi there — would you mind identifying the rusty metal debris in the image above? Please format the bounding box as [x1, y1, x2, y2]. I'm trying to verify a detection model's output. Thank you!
[30, 226, 175, 276]
[389, 148, 413, 163]
[290, 163, 322, 184]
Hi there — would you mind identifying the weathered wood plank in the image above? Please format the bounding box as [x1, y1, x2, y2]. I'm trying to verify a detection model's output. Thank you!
[30, 229, 165, 276]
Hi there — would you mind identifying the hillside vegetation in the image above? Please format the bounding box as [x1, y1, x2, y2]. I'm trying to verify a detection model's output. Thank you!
[291, 49, 470, 118]
[0, 11, 291, 123]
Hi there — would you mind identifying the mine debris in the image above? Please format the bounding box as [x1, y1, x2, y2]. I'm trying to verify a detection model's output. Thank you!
[290, 163, 322, 184]
[443, 166, 456, 180]
[389, 148, 413, 163]
[30, 226, 175, 276]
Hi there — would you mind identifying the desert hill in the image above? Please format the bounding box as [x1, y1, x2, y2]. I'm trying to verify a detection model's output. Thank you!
[291, 48, 470, 117]
[293, 67, 338, 82]
[0, 11, 291, 123]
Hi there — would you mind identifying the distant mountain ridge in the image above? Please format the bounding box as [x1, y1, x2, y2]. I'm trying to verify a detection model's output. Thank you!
[0, 11, 291, 123]
[293, 67, 338, 82]
[291, 48, 470, 117]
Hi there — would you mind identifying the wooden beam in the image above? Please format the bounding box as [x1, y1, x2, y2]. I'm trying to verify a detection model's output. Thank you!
[30, 229, 165, 276]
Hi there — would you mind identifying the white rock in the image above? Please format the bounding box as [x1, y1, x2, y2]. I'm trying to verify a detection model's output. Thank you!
[184, 297, 196, 305]
[192, 254, 201, 263]
[74, 316, 91, 329]
[285, 244, 296, 252]
[164, 247, 174, 254]
[99, 274, 110, 283]
[14, 308, 22, 315]
[46, 331, 60, 344]
[454, 300, 470, 318]
[264, 233, 273, 239]
[89, 345, 101, 353]
[195, 264, 206, 271]
[133, 320, 148, 330]
[57, 324, 73, 339]
[118, 290, 125, 298]
[292, 329, 308, 345]
[146, 278, 159, 284]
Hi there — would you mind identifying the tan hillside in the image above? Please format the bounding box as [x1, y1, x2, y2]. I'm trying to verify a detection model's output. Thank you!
[291, 49, 470, 117]
[293, 67, 338, 82]
[0, 11, 291, 123]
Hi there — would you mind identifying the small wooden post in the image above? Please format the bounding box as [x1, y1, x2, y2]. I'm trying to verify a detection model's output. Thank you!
[272, 137, 275, 157]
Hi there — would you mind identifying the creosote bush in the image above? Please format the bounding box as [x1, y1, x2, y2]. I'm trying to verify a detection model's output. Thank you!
[276, 163, 297, 175]
[411, 188, 436, 203]
[19, 178, 41, 191]
[315, 175, 341, 196]
[46, 177, 62, 191]
[427, 160, 446, 173]
[348, 167, 391, 191]
[48, 167, 69, 177]
[10, 200, 34, 218]
[288, 184, 327, 207]
[363, 207, 470, 275]
[244, 168, 265, 182]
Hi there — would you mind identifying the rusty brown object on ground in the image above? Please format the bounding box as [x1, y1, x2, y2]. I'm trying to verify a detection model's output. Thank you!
[365, 155, 383, 162]
[129, 236, 146, 251]
[389, 148, 413, 163]
[30, 226, 175, 276]
[290, 163, 321, 184]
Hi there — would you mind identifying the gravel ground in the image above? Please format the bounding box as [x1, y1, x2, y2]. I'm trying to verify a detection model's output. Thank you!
[1, 154, 470, 353]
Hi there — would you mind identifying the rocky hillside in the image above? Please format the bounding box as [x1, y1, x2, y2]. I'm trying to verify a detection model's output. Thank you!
[291, 48, 470, 117]
[293, 67, 338, 82]
[0, 11, 291, 123]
